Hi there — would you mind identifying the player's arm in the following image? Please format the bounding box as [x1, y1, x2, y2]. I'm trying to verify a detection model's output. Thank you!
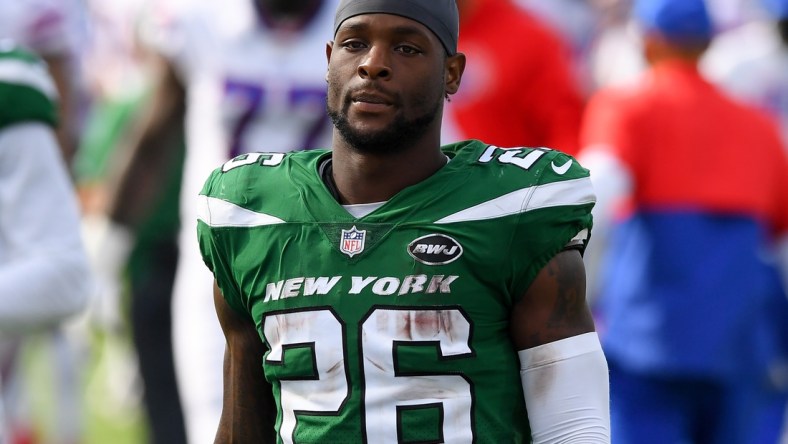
[42, 53, 80, 167]
[510, 249, 610, 443]
[213, 281, 276, 443]
[103, 53, 186, 229]
[0, 123, 91, 331]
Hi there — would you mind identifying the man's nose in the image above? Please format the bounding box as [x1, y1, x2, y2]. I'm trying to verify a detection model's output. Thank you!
[358, 47, 391, 80]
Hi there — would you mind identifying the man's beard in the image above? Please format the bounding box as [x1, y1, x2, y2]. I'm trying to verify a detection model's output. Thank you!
[327, 95, 441, 156]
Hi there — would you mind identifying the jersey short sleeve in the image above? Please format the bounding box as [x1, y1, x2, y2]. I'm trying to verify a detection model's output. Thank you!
[0, 44, 58, 130]
[196, 164, 250, 318]
[196, 151, 301, 319]
[508, 149, 596, 298]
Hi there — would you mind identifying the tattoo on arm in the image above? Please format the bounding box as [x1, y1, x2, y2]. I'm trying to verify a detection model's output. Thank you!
[545, 253, 590, 330]
[511, 250, 596, 350]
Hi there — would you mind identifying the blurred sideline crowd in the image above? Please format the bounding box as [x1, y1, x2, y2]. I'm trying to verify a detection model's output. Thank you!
[0, 0, 787, 443]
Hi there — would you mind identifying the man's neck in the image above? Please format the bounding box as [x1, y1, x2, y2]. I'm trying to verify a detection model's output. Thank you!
[330, 137, 448, 205]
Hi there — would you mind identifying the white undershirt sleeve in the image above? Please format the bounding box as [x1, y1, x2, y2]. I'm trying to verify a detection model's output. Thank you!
[519, 332, 611, 444]
[0, 123, 92, 332]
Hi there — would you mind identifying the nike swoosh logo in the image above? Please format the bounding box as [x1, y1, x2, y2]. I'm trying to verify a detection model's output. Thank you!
[551, 159, 572, 175]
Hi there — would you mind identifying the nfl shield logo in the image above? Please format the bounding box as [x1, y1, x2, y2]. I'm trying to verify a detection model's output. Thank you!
[340, 226, 366, 258]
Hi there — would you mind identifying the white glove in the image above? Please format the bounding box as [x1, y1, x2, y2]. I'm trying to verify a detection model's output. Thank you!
[80, 215, 135, 331]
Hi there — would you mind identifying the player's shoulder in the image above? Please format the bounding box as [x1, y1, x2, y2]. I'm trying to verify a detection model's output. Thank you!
[200, 149, 326, 209]
[0, 42, 54, 82]
[435, 141, 594, 246]
[0, 42, 58, 129]
[447, 139, 591, 187]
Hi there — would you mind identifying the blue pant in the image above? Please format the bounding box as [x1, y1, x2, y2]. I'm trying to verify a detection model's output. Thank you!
[608, 359, 787, 444]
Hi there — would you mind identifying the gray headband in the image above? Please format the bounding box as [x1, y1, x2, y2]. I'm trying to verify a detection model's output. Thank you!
[333, 0, 459, 55]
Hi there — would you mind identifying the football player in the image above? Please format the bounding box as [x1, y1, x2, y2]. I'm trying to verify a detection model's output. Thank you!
[0, 43, 90, 441]
[199, 0, 611, 442]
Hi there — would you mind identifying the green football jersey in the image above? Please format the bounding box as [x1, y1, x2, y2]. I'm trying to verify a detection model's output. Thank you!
[0, 44, 58, 130]
[197, 140, 595, 444]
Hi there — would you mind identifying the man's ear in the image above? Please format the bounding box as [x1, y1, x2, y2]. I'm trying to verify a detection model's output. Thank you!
[325, 41, 334, 81]
[444, 52, 466, 96]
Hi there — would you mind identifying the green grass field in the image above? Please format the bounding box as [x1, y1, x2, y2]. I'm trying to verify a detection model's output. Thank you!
[17, 329, 148, 444]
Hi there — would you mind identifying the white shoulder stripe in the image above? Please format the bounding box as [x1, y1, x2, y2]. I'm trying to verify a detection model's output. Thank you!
[197, 195, 285, 227]
[435, 177, 595, 224]
[0, 59, 58, 99]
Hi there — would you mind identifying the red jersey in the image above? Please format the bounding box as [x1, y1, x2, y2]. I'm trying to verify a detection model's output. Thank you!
[581, 61, 788, 233]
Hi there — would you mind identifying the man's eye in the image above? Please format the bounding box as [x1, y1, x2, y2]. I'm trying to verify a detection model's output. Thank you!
[343, 41, 366, 50]
[396, 45, 421, 55]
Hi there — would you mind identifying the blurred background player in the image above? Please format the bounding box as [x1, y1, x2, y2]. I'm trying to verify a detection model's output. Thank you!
[441, 0, 585, 155]
[0, 41, 91, 442]
[92, 0, 338, 441]
[578, 0, 788, 442]
[75, 0, 189, 442]
[0, 2, 89, 443]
